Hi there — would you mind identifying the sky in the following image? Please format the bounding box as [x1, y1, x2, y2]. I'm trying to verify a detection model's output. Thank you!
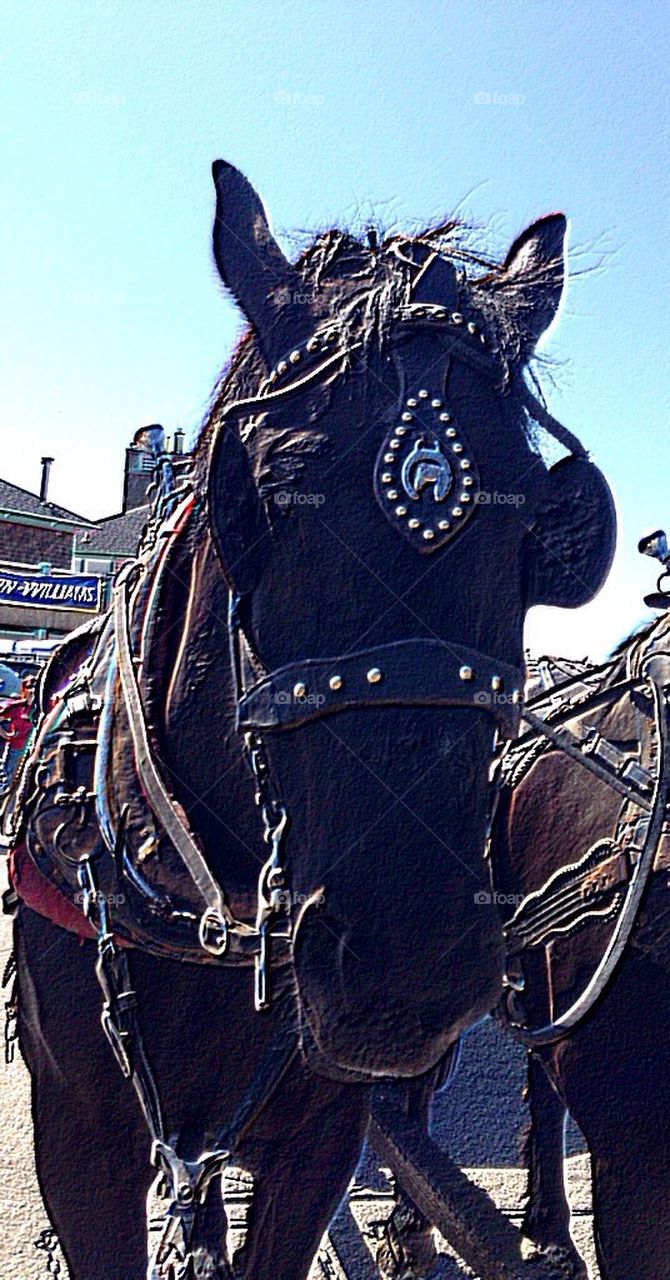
[1, 0, 668, 658]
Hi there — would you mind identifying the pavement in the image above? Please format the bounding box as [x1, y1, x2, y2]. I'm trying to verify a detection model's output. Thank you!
[0, 906, 599, 1280]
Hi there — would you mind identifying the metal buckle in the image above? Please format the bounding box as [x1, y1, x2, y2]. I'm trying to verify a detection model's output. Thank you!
[198, 908, 229, 958]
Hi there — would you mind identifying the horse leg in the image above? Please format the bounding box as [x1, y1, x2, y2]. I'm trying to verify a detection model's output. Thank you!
[520, 1053, 587, 1280]
[232, 1057, 369, 1280]
[16, 906, 154, 1280]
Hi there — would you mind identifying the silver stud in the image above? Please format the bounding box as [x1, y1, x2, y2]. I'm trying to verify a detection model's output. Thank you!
[438, 519, 450, 530]
[407, 397, 418, 407]
[431, 398, 442, 409]
[395, 425, 407, 436]
[459, 665, 473, 681]
[269, 370, 278, 384]
[460, 460, 471, 470]
[440, 412, 451, 423]
[290, 349, 302, 364]
[452, 442, 463, 454]
[401, 412, 413, 422]
[408, 518, 420, 529]
[451, 312, 464, 325]
[446, 427, 457, 438]
[277, 360, 288, 375]
[384, 453, 395, 463]
[452, 506, 463, 517]
[512, 689, 521, 705]
[306, 337, 320, 352]
[463, 475, 474, 486]
[382, 472, 393, 483]
[414, 307, 425, 318]
[480, 333, 487, 345]
[460, 493, 471, 503]
[435, 309, 447, 320]
[423, 528, 435, 541]
[387, 489, 399, 500]
[491, 676, 503, 692]
[390, 440, 401, 450]
[418, 389, 429, 398]
[467, 322, 477, 336]
[293, 682, 306, 698]
[329, 675, 343, 691]
[367, 667, 383, 684]
[395, 505, 407, 516]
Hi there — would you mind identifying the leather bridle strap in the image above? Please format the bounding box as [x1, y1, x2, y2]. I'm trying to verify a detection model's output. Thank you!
[237, 638, 523, 740]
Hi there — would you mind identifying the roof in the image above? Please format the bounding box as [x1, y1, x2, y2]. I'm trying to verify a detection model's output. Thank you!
[82, 505, 150, 557]
[0, 477, 93, 529]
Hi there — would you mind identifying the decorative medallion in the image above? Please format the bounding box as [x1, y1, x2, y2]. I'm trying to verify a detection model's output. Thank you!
[374, 395, 480, 551]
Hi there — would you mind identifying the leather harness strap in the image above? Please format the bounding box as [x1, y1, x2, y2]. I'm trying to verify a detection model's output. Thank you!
[237, 638, 523, 740]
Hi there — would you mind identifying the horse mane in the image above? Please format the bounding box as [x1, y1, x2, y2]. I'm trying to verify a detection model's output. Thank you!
[191, 217, 561, 495]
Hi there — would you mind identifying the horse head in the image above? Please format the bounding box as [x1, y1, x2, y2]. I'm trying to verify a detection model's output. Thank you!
[191, 162, 615, 1080]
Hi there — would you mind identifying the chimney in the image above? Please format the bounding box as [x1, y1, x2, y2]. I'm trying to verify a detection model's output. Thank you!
[173, 428, 185, 455]
[39, 456, 54, 503]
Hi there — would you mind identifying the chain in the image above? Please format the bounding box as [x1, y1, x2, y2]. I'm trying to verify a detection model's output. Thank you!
[243, 730, 292, 1011]
[34, 1228, 62, 1277]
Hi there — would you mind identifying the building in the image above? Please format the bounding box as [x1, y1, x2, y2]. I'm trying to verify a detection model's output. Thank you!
[0, 429, 191, 652]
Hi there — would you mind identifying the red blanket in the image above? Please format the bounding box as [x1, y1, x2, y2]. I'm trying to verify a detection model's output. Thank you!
[9, 844, 130, 945]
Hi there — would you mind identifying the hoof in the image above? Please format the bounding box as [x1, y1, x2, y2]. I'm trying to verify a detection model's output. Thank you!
[375, 1201, 439, 1280]
[521, 1236, 589, 1280]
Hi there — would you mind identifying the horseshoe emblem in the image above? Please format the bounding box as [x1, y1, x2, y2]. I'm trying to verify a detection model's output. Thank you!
[401, 439, 454, 503]
[373, 396, 480, 552]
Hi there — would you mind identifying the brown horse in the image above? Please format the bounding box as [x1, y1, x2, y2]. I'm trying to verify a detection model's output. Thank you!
[491, 610, 670, 1280]
[6, 161, 616, 1280]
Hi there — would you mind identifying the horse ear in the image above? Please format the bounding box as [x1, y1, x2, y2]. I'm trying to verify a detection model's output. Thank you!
[497, 214, 568, 355]
[211, 160, 312, 364]
[523, 456, 616, 608]
[207, 427, 270, 596]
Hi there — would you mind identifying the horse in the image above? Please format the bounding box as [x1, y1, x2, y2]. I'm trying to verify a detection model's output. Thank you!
[491, 604, 670, 1280]
[4, 160, 616, 1280]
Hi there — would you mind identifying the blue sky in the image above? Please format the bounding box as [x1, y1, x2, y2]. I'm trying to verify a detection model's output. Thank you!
[2, 0, 668, 657]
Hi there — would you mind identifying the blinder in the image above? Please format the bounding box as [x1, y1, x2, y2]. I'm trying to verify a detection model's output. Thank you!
[522, 455, 617, 609]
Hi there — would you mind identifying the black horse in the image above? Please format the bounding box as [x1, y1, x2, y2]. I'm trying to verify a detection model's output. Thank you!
[7, 162, 615, 1280]
[492, 611, 670, 1280]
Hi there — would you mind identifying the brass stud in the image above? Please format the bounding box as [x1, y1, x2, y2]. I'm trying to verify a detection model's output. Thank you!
[290, 349, 302, 364]
[491, 676, 503, 692]
[423, 528, 435, 540]
[306, 337, 320, 352]
[452, 506, 463, 517]
[395, 425, 407, 436]
[451, 312, 464, 325]
[460, 493, 471, 503]
[438, 519, 450, 530]
[293, 682, 306, 698]
[269, 370, 278, 384]
[435, 309, 447, 320]
[446, 427, 457, 438]
[459, 665, 474, 681]
[395, 505, 407, 516]
[408, 518, 420, 529]
[463, 475, 474, 486]
[390, 440, 401, 450]
[382, 472, 393, 484]
[277, 360, 288, 375]
[414, 307, 425, 317]
[452, 443, 463, 454]
[384, 453, 395, 463]
[329, 675, 343, 691]
[440, 412, 451, 423]
[387, 489, 399, 500]
[367, 667, 383, 684]
[460, 460, 471, 470]
[418, 389, 429, 398]
[401, 412, 413, 422]
[407, 397, 418, 407]
[432, 398, 442, 409]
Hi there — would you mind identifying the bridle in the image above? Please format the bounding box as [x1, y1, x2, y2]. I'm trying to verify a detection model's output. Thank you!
[106, 248, 595, 1021]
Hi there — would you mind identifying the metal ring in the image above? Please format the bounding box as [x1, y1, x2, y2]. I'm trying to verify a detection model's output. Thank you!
[198, 908, 230, 957]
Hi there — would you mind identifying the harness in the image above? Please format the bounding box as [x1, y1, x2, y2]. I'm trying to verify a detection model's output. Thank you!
[2, 248, 601, 1277]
